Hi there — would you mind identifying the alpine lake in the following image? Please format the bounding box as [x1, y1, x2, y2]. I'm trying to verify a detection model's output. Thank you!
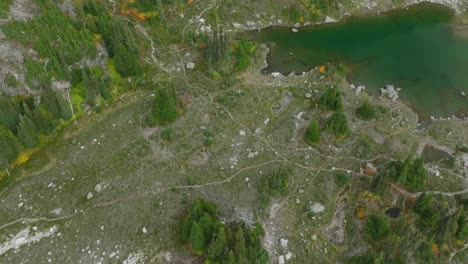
[247, 2, 468, 118]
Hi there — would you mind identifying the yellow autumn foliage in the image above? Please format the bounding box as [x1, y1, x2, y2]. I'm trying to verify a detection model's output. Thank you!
[318, 65, 326, 73]
[356, 207, 366, 218]
[431, 244, 439, 254]
[11, 149, 38, 167]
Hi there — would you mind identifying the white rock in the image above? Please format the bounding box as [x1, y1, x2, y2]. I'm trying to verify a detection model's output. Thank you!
[245, 177, 250, 182]
[142, 227, 147, 234]
[349, 84, 356, 89]
[239, 129, 246, 136]
[278, 255, 285, 264]
[296, 199, 301, 204]
[94, 184, 102, 193]
[86, 192, 93, 200]
[305, 92, 312, 99]
[312, 234, 317, 240]
[280, 238, 288, 248]
[355, 85, 365, 95]
[310, 203, 325, 213]
[50, 208, 62, 215]
[271, 72, 282, 78]
[18, 202, 24, 208]
[186, 62, 195, 69]
[292, 28, 299, 32]
[285, 252, 293, 260]
[325, 16, 336, 23]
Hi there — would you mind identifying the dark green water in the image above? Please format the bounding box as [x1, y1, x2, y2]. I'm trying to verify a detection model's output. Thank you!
[249, 3, 468, 117]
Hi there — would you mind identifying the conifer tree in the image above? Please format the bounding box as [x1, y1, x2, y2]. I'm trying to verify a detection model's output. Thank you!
[41, 88, 61, 119]
[320, 87, 342, 111]
[233, 227, 247, 261]
[32, 103, 54, 135]
[326, 111, 350, 137]
[305, 118, 321, 145]
[189, 222, 206, 253]
[153, 84, 178, 125]
[98, 78, 111, 100]
[56, 92, 73, 120]
[0, 96, 20, 132]
[17, 115, 38, 148]
[0, 124, 21, 169]
[208, 227, 228, 260]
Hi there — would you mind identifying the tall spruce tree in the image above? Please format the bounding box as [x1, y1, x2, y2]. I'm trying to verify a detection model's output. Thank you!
[41, 88, 62, 119]
[17, 115, 38, 148]
[153, 84, 178, 125]
[305, 118, 321, 145]
[0, 124, 21, 169]
[208, 227, 228, 260]
[189, 222, 206, 253]
[0, 96, 20, 132]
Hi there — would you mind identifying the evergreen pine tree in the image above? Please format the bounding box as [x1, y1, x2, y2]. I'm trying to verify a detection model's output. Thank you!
[0, 124, 22, 169]
[320, 87, 342, 111]
[226, 250, 236, 264]
[189, 222, 206, 253]
[0, 96, 20, 132]
[32, 103, 54, 135]
[208, 226, 228, 260]
[55, 92, 73, 120]
[42, 88, 61, 119]
[153, 84, 178, 125]
[98, 78, 111, 100]
[17, 115, 38, 148]
[305, 118, 321, 145]
[233, 227, 247, 261]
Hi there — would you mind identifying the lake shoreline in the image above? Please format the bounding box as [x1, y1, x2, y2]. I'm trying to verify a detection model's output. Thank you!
[246, 3, 468, 122]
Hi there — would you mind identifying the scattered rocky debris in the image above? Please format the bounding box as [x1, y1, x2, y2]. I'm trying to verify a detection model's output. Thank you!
[322, 199, 347, 246]
[186, 62, 195, 69]
[272, 92, 292, 114]
[355, 85, 365, 95]
[280, 238, 288, 248]
[380, 84, 400, 101]
[278, 255, 285, 264]
[0, 226, 58, 255]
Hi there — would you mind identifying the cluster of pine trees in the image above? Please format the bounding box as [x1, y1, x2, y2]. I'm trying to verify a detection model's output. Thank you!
[2, 2, 96, 88]
[181, 198, 269, 263]
[318, 87, 351, 138]
[81, 70, 112, 107]
[206, 26, 231, 73]
[413, 193, 467, 244]
[391, 157, 427, 191]
[0, 93, 71, 169]
[234, 38, 256, 72]
[147, 82, 179, 126]
[371, 157, 427, 194]
[80, 0, 143, 77]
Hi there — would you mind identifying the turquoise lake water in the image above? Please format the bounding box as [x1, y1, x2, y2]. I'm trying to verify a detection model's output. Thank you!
[249, 3, 468, 117]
